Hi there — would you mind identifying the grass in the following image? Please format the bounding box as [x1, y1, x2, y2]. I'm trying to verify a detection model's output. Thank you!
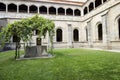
[0, 49, 120, 80]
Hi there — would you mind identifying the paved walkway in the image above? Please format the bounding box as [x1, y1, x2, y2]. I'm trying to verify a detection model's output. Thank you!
[81, 48, 120, 53]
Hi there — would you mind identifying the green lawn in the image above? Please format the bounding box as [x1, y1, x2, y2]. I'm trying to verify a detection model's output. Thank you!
[0, 49, 120, 80]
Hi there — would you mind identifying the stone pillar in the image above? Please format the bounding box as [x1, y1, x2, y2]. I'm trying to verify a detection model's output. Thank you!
[93, 2, 95, 9]
[87, 19, 93, 47]
[65, 9, 66, 15]
[6, 4, 8, 13]
[28, 6, 29, 13]
[47, 7, 49, 15]
[38, 6, 39, 14]
[68, 24, 73, 48]
[73, 10, 75, 16]
[17, 5, 19, 13]
[56, 8, 58, 15]
[102, 12, 110, 49]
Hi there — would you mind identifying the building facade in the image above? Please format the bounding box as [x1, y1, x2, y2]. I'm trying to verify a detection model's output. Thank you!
[0, 0, 120, 50]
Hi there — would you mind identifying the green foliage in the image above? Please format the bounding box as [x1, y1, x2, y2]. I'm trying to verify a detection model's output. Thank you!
[1, 49, 120, 80]
[0, 15, 55, 51]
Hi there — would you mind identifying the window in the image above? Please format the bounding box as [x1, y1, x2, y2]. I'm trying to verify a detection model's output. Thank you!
[58, 7, 65, 15]
[29, 5, 38, 13]
[98, 24, 103, 40]
[84, 7, 88, 15]
[56, 29, 62, 42]
[95, 0, 102, 8]
[73, 29, 79, 41]
[39, 6, 47, 14]
[19, 4, 28, 13]
[74, 9, 81, 16]
[118, 18, 120, 39]
[89, 2, 94, 12]
[8, 3, 17, 12]
[66, 8, 73, 16]
[0, 3, 6, 11]
[49, 7, 56, 15]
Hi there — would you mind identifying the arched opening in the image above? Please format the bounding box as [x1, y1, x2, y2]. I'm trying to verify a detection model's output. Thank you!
[19, 4, 28, 13]
[56, 29, 62, 42]
[39, 6, 47, 14]
[0, 3, 6, 11]
[58, 7, 65, 15]
[66, 8, 73, 16]
[74, 9, 81, 16]
[95, 0, 102, 8]
[8, 3, 17, 12]
[98, 24, 103, 40]
[49, 7, 56, 15]
[29, 5, 38, 13]
[73, 29, 79, 42]
[84, 7, 88, 15]
[89, 2, 94, 12]
[118, 18, 120, 39]
[103, 0, 107, 3]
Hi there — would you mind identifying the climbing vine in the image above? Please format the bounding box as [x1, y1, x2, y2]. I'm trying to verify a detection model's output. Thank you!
[0, 15, 55, 59]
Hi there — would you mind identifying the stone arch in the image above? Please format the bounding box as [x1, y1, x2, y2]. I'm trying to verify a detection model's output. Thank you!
[8, 3, 17, 12]
[19, 4, 28, 13]
[96, 23, 103, 40]
[66, 8, 73, 16]
[73, 28, 79, 42]
[115, 15, 120, 40]
[39, 6, 47, 14]
[29, 5, 38, 13]
[58, 7, 65, 15]
[56, 28, 63, 42]
[84, 7, 88, 15]
[0, 2, 6, 11]
[89, 2, 94, 12]
[74, 9, 81, 16]
[95, 0, 102, 8]
[49, 6, 56, 15]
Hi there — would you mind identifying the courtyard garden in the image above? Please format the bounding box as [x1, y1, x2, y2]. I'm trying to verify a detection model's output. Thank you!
[0, 48, 120, 80]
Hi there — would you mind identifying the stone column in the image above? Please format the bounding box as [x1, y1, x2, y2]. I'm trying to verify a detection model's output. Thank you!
[6, 4, 8, 13]
[17, 5, 19, 13]
[68, 24, 73, 48]
[38, 6, 39, 14]
[47, 7, 49, 15]
[65, 9, 66, 15]
[28, 6, 29, 13]
[102, 12, 110, 49]
[87, 19, 93, 48]
[56, 8, 58, 15]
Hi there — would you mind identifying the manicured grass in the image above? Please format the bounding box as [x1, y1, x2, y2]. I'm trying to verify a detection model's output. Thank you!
[0, 49, 120, 80]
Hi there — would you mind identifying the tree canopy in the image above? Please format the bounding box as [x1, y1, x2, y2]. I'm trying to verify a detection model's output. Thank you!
[0, 15, 55, 57]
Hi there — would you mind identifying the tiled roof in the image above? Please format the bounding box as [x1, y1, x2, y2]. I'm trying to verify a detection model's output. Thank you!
[28, 0, 85, 6]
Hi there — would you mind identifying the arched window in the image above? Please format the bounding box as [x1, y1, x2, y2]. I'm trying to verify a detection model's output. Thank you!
[66, 8, 73, 16]
[56, 29, 62, 42]
[8, 3, 17, 12]
[58, 7, 65, 15]
[98, 24, 103, 40]
[103, 0, 107, 3]
[95, 0, 102, 8]
[19, 4, 28, 13]
[84, 7, 88, 15]
[118, 18, 120, 39]
[29, 5, 38, 13]
[39, 6, 47, 14]
[49, 7, 56, 15]
[89, 2, 94, 12]
[73, 29, 79, 41]
[0, 3, 6, 11]
[74, 9, 81, 16]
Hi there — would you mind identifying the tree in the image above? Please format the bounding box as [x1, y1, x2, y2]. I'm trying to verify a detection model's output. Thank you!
[0, 15, 55, 59]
